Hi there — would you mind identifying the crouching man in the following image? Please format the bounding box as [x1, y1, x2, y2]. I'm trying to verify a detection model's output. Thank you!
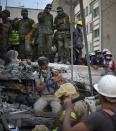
[33, 56, 62, 114]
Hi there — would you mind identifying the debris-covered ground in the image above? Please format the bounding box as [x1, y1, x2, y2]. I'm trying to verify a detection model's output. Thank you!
[0, 60, 105, 130]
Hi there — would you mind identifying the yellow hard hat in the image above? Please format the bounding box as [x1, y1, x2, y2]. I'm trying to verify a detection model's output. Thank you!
[76, 20, 83, 26]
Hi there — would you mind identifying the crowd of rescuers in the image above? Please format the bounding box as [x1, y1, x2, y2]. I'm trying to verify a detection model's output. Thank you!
[0, 4, 81, 63]
[0, 5, 116, 70]
[89, 49, 115, 73]
[24, 56, 116, 131]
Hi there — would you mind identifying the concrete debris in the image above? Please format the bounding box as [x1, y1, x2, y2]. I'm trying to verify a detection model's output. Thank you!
[0, 61, 34, 80]
[0, 62, 105, 130]
[49, 63, 105, 85]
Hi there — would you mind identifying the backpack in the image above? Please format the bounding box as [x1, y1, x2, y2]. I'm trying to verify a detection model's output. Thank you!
[103, 109, 116, 131]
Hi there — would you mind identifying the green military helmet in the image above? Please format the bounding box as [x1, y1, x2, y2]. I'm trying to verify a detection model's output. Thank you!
[46, 4, 52, 9]
[57, 6, 63, 12]
[57, 6, 64, 16]
[21, 8, 28, 16]
[2, 9, 10, 17]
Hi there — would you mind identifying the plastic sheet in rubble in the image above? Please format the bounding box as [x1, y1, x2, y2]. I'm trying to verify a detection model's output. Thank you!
[49, 63, 105, 85]
[0, 102, 31, 113]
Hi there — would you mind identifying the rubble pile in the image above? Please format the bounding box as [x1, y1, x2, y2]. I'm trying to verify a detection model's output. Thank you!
[0, 50, 34, 80]
[49, 63, 104, 85]
[0, 59, 103, 130]
[20, 62, 34, 80]
[0, 61, 34, 80]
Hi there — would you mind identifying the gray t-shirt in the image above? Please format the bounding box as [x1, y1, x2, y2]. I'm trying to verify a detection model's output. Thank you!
[83, 110, 116, 131]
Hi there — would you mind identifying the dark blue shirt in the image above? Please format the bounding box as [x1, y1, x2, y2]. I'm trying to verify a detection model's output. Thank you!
[91, 57, 103, 66]
[83, 110, 116, 131]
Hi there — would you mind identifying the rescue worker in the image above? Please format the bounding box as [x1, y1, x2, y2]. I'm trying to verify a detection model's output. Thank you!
[9, 30, 20, 51]
[36, 4, 53, 61]
[3, 9, 12, 24]
[2, 10, 12, 51]
[54, 6, 70, 64]
[53, 82, 85, 131]
[34, 56, 61, 114]
[103, 48, 109, 56]
[19, 9, 34, 59]
[89, 52, 95, 65]
[0, 10, 11, 65]
[73, 20, 83, 65]
[63, 75, 116, 131]
[9, 18, 21, 52]
[103, 51, 115, 74]
[91, 50, 104, 69]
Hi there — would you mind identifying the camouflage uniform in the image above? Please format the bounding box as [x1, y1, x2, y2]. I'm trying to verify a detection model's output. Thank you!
[2, 10, 12, 51]
[54, 7, 70, 64]
[36, 4, 53, 60]
[19, 9, 34, 59]
[31, 23, 39, 61]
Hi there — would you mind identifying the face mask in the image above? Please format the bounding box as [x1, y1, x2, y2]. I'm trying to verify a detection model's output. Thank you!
[106, 56, 111, 60]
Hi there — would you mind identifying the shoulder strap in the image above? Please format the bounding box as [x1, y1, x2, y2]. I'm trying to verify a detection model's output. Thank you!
[43, 67, 53, 93]
[46, 67, 58, 93]
[103, 109, 116, 131]
[38, 69, 41, 79]
[46, 67, 52, 80]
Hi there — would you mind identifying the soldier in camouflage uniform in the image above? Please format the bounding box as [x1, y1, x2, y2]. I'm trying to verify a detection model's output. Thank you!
[54, 7, 70, 64]
[19, 9, 34, 59]
[36, 4, 53, 61]
[2, 10, 12, 51]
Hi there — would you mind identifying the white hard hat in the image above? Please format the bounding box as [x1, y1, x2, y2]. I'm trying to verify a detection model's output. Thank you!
[90, 52, 95, 56]
[103, 48, 109, 52]
[94, 75, 116, 98]
[51, 46, 57, 52]
[105, 51, 112, 56]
